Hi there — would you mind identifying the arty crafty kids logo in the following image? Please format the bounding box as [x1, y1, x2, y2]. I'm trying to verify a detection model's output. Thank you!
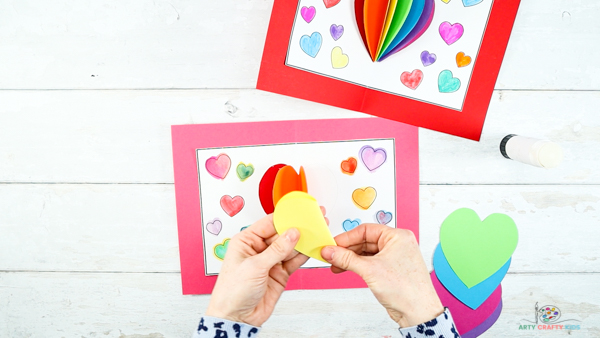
[519, 302, 581, 331]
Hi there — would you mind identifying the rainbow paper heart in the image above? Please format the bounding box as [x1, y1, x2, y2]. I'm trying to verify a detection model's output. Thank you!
[355, 0, 435, 62]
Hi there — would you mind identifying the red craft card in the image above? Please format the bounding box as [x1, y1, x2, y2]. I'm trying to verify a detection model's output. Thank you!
[257, 0, 521, 141]
[171, 118, 418, 294]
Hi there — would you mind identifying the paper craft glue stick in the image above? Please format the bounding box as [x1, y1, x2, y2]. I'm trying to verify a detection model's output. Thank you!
[499, 135, 563, 168]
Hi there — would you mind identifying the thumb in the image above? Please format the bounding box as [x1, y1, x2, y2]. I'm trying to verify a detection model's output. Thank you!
[321, 246, 368, 275]
[254, 228, 300, 269]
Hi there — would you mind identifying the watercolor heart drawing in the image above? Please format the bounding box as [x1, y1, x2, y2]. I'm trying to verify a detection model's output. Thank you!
[439, 21, 464, 45]
[462, 0, 483, 7]
[205, 154, 231, 180]
[330, 24, 344, 41]
[301, 6, 316, 23]
[220, 195, 245, 217]
[206, 218, 223, 236]
[376, 210, 393, 224]
[456, 52, 472, 68]
[300, 32, 323, 58]
[214, 238, 230, 260]
[401, 69, 424, 90]
[352, 187, 377, 210]
[420, 50, 437, 67]
[355, 0, 435, 62]
[360, 145, 387, 171]
[236, 163, 254, 181]
[440, 208, 518, 288]
[323, 0, 341, 8]
[341, 157, 358, 175]
[438, 70, 461, 93]
[331, 47, 349, 69]
[343, 219, 361, 232]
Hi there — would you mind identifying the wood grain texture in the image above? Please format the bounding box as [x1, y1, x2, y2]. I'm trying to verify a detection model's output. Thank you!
[1, 272, 598, 337]
[0, 90, 598, 184]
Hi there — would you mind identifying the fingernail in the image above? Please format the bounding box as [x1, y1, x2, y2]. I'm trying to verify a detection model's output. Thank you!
[285, 228, 299, 242]
[321, 247, 335, 261]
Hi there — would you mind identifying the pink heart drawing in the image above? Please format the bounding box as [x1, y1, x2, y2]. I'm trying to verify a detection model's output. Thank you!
[376, 210, 393, 225]
[360, 145, 387, 171]
[401, 69, 424, 90]
[206, 218, 223, 236]
[220, 195, 245, 217]
[301, 6, 316, 23]
[439, 22, 464, 45]
[206, 154, 231, 180]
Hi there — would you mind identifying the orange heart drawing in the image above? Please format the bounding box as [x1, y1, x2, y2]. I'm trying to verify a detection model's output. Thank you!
[341, 157, 358, 175]
[456, 52, 472, 68]
[352, 187, 377, 210]
[272, 166, 308, 207]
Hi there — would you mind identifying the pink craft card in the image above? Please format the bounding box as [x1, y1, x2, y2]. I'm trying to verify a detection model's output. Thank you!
[171, 118, 418, 295]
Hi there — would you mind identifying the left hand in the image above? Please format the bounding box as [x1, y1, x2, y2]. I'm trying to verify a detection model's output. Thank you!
[205, 214, 308, 327]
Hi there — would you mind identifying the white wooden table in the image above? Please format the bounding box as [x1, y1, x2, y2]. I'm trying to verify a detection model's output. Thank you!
[1, 1, 599, 337]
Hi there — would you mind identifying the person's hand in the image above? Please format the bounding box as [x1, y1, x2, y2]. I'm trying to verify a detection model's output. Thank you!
[320, 223, 443, 328]
[205, 214, 308, 327]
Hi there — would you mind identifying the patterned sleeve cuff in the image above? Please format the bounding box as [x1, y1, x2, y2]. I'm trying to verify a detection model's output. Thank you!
[398, 308, 461, 338]
[192, 316, 261, 338]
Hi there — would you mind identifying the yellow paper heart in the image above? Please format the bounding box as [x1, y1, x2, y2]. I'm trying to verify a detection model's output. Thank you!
[331, 47, 349, 69]
[273, 191, 336, 262]
[352, 187, 377, 210]
[441, 0, 451, 3]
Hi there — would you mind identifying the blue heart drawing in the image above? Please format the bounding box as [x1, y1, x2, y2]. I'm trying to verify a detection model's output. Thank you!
[376, 210, 393, 224]
[342, 219, 361, 232]
[438, 70, 461, 93]
[462, 0, 484, 7]
[300, 32, 323, 58]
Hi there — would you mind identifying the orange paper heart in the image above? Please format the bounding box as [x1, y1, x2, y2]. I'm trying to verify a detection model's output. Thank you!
[272, 166, 308, 207]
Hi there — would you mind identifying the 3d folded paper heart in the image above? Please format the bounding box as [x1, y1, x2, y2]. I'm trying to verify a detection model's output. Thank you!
[272, 165, 308, 207]
[462, 300, 503, 338]
[433, 243, 511, 309]
[273, 191, 336, 262]
[440, 208, 518, 288]
[355, 0, 435, 62]
[431, 271, 502, 335]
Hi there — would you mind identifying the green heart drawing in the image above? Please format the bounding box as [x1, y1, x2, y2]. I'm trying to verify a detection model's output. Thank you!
[236, 163, 255, 181]
[440, 208, 518, 288]
[214, 238, 230, 260]
[438, 70, 461, 93]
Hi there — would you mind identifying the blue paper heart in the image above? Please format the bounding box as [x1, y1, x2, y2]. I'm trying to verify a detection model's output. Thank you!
[438, 70, 461, 93]
[433, 244, 510, 309]
[300, 32, 323, 58]
[342, 219, 361, 232]
[462, 0, 484, 7]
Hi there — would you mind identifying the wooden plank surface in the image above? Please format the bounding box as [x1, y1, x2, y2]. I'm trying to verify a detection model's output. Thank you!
[1, 272, 598, 337]
[1, 0, 599, 337]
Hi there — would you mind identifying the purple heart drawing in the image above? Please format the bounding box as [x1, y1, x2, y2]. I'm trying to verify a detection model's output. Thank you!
[206, 219, 222, 236]
[330, 24, 344, 41]
[376, 210, 393, 225]
[420, 50, 437, 67]
[301, 6, 316, 23]
[360, 145, 387, 171]
[439, 22, 464, 45]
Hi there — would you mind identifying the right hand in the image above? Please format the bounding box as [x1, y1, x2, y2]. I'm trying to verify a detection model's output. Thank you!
[321, 223, 444, 328]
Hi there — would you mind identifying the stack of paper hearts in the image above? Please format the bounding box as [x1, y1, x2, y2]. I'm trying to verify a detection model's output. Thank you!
[355, 0, 435, 62]
[431, 208, 518, 337]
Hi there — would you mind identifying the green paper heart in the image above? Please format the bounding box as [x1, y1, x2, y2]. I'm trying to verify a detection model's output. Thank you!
[440, 208, 518, 288]
[438, 70, 461, 93]
[214, 238, 230, 260]
[236, 163, 254, 181]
